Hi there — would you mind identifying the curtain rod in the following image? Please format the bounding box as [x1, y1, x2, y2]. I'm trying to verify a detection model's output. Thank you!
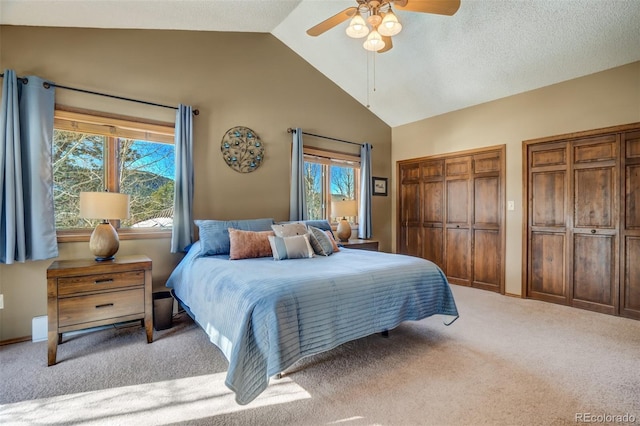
[0, 73, 199, 115]
[287, 127, 365, 147]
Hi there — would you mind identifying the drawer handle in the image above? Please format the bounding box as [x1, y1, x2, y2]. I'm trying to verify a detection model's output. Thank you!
[591, 229, 596, 234]
[95, 303, 114, 309]
[94, 278, 114, 284]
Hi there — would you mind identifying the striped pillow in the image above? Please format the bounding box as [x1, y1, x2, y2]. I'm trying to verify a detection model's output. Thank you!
[308, 226, 334, 256]
[268, 234, 314, 260]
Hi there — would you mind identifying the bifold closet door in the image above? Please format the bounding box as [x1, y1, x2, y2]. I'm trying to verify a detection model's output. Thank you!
[421, 160, 445, 270]
[444, 156, 472, 286]
[524, 126, 640, 319]
[471, 152, 503, 292]
[398, 162, 421, 257]
[570, 136, 618, 315]
[398, 145, 505, 294]
[527, 142, 570, 304]
[622, 131, 640, 319]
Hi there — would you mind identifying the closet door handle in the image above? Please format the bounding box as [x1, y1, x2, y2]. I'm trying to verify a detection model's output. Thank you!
[405, 221, 408, 247]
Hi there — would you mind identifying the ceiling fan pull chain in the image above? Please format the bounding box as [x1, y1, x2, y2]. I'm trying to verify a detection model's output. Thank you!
[373, 50, 377, 93]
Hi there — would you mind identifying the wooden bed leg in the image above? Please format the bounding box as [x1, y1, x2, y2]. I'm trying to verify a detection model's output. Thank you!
[380, 330, 389, 338]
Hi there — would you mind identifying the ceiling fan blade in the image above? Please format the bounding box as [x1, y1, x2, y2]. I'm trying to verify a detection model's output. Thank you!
[379, 36, 393, 53]
[393, 0, 461, 16]
[306, 7, 358, 36]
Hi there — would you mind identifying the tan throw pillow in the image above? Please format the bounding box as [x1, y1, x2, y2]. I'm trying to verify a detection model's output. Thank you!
[271, 222, 308, 237]
[228, 228, 274, 260]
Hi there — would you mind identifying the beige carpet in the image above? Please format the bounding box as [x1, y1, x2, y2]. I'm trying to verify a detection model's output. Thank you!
[1, 285, 639, 426]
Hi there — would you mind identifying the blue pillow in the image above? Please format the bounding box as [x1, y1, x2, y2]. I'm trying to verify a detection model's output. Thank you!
[195, 218, 274, 256]
[302, 220, 332, 232]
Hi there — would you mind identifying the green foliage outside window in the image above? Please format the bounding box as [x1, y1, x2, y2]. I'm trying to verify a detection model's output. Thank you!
[304, 156, 358, 222]
[53, 129, 175, 230]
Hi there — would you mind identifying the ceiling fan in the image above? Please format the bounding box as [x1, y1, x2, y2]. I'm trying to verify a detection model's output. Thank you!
[307, 0, 460, 53]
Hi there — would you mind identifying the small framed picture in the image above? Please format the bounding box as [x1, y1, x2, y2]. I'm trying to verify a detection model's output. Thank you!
[373, 177, 388, 196]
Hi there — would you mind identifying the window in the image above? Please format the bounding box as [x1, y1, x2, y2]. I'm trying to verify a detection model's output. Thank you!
[303, 147, 360, 223]
[53, 109, 175, 239]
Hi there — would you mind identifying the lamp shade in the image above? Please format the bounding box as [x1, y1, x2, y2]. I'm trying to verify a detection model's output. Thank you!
[378, 10, 402, 37]
[332, 200, 357, 218]
[346, 14, 369, 38]
[79, 192, 130, 220]
[363, 29, 385, 52]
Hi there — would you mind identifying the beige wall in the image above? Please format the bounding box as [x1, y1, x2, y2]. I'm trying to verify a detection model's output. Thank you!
[0, 26, 392, 341]
[1, 25, 637, 340]
[392, 61, 640, 296]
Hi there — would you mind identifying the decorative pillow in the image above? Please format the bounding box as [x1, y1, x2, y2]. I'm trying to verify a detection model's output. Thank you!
[268, 234, 314, 260]
[271, 222, 308, 238]
[325, 230, 340, 252]
[195, 218, 274, 256]
[228, 228, 274, 260]
[307, 226, 334, 256]
[302, 220, 334, 238]
[279, 220, 335, 239]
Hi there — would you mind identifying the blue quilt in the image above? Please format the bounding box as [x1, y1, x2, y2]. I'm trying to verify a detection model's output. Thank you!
[166, 241, 459, 405]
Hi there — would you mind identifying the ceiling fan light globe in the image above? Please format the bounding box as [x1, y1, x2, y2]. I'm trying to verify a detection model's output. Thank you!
[363, 30, 385, 51]
[378, 12, 402, 36]
[346, 14, 370, 38]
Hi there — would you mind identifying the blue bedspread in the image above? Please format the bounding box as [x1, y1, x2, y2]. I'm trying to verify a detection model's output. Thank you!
[166, 241, 459, 405]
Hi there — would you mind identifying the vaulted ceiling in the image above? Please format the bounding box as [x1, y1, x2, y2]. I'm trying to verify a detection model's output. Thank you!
[2, 0, 639, 127]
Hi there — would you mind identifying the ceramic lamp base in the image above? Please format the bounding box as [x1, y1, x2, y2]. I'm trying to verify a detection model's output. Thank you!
[89, 222, 120, 261]
[336, 219, 351, 242]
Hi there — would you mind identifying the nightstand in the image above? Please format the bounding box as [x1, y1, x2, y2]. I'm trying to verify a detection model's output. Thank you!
[340, 239, 379, 251]
[46, 255, 153, 366]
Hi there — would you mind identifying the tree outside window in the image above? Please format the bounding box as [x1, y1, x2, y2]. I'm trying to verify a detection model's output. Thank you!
[52, 109, 175, 235]
[303, 149, 360, 223]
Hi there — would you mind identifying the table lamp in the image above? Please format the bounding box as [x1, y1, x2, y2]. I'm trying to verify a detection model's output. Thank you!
[332, 199, 357, 242]
[79, 191, 130, 261]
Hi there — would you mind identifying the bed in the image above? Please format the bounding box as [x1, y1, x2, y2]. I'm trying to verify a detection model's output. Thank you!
[166, 219, 459, 405]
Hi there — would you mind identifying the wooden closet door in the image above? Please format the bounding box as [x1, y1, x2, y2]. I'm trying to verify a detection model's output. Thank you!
[398, 146, 505, 294]
[398, 162, 422, 257]
[421, 160, 444, 269]
[472, 151, 503, 292]
[445, 156, 472, 286]
[527, 142, 570, 304]
[571, 136, 618, 315]
[524, 123, 640, 320]
[621, 131, 640, 319]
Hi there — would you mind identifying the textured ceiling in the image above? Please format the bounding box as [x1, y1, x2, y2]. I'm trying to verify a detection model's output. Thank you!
[2, 0, 639, 127]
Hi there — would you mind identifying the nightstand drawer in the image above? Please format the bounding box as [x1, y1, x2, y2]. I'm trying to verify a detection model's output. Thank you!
[58, 288, 145, 327]
[58, 270, 145, 296]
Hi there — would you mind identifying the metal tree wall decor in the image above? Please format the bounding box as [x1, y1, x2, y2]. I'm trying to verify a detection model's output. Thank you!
[220, 126, 265, 173]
